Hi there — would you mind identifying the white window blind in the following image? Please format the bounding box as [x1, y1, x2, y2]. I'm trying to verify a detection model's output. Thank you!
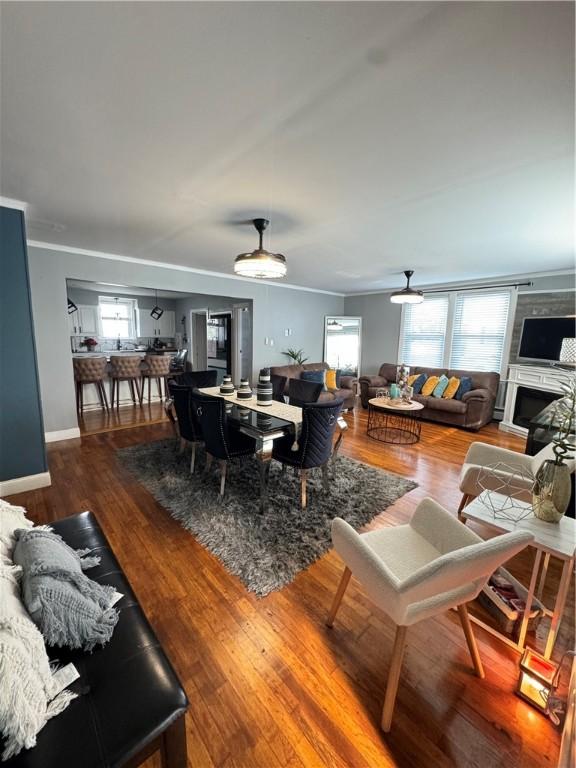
[399, 296, 449, 367]
[449, 291, 511, 373]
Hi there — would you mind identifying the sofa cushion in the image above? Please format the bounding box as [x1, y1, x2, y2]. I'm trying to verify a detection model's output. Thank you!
[432, 374, 450, 398]
[301, 370, 326, 389]
[425, 397, 467, 414]
[443, 376, 460, 399]
[421, 376, 440, 396]
[455, 376, 473, 400]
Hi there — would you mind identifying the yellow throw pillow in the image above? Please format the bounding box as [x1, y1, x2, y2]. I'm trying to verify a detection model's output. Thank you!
[325, 369, 338, 390]
[407, 373, 420, 386]
[442, 376, 460, 399]
[421, 376, 439, 396]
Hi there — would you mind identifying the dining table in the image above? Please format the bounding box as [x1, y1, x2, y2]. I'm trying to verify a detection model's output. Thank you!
[198, 386, 348, 511]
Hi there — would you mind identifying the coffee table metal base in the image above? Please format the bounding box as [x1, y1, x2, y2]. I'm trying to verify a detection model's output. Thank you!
[367, 405, 422, 445]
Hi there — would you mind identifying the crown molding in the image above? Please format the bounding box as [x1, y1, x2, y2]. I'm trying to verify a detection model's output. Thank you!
[0, 196, 28, 212]
[26, 239, 345, 297]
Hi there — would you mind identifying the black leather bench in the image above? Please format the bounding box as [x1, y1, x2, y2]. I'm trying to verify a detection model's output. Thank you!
[5, 511, 188, 768]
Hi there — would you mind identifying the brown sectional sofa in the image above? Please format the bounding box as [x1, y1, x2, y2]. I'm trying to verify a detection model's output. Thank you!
[270, 361, 357, 410]
[359, 364, 499, 431]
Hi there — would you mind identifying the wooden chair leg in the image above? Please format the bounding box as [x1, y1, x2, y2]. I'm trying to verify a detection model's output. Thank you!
[457, 604, 485, 678]
[78, 382, 84, 414]
[160, 714, 187, 768]
[457, 493, 470, 519]
[148, 376, 152, 404]
[326, 566, 352, 627]
[139, 376, 145, 405]
[134, 377, 142, 406]
[321, 463, 330, 493]
[300, 469, 308, 509]
[190, 442, 196, 474]
[219, 460, 227, 496]
[75, 381, 80, 413]
[381, 624, 408, 733]
[110, 379, 114, 409]
[99, 381, 109, 411]
[156, 377, 162, 399]
[96, 381, 104, 409]
[205, 453, 213, 473]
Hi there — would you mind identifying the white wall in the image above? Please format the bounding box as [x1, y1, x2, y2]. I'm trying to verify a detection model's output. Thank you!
[27, 245, 343, 433]
[344, 271, 575, 376]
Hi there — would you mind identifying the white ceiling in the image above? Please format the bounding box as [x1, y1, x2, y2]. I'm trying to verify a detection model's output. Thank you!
[1, 1, 573, 294]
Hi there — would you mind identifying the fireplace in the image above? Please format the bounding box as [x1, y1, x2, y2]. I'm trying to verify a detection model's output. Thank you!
[512, 386, 561, 430]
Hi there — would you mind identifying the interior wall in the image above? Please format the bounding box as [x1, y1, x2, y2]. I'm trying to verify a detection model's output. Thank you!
[67, 287, 178, 312]
[0, 208, 47, 482]
[27, 244, 343, 433]
[344, 272, 576, 376]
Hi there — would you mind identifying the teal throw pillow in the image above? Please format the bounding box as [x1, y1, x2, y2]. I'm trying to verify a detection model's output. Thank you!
[432, 374, 450, 398]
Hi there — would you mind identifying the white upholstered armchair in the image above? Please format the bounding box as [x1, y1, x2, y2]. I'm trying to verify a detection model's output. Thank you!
[457, 441, 575, 515]
[327, 498, 533, 731]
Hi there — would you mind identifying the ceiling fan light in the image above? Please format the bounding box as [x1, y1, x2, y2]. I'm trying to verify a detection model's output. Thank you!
[234, 249, 287, 279]
[390, 269, 424, 304]
[233, 218, 287, 279]
[390, 290, 424, 304]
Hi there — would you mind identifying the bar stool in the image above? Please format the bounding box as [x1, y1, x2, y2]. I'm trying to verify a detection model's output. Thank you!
[109, 355, 143, 409]
[140, 354, 172, 404]
[73, 356, 109, 414]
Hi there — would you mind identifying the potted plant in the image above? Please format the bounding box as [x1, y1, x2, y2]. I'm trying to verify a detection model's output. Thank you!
[533, 377, 576, 523]
[79, 337, 98, 352]
[283, 348, 308, 365]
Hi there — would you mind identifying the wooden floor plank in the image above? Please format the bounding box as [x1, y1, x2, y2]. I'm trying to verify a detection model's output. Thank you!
[5, 405, 571, 767]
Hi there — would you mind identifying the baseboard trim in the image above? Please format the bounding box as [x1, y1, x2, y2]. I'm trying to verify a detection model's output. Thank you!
[0, 471, 52, 497]
[45, 428, 81, 443]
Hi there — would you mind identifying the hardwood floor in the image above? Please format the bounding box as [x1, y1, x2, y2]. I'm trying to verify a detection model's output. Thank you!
[7, 406, 572, 767]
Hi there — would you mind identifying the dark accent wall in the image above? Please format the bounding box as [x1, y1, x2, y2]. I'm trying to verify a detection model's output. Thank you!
[0, 206, 47, 481]
[510, 291, 576, 364]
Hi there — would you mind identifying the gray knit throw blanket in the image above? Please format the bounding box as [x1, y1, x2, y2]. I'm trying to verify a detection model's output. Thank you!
[13, 528, 119, 651]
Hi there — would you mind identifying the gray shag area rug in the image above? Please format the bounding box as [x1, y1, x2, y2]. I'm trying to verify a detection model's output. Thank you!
[117, 439, 417, 597]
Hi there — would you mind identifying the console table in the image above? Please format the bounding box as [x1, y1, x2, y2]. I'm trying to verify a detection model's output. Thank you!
[461, 491, 575, 659]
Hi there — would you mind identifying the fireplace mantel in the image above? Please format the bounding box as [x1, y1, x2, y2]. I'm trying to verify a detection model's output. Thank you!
[500, 364, 571, 437]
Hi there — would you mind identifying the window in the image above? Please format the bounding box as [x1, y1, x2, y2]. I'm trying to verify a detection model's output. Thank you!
[98, 297, 137, 339]
[398, 290, 512, 373]
[450, 292, 511, 372]
[399, 296, 449, 367]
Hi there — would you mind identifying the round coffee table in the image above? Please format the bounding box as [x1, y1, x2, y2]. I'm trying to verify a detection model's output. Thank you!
[367, 397, 425, 445]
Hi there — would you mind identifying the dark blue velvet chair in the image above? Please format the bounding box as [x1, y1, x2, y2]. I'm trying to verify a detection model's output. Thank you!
[272, 399, 343, 509]
[287, 378, 324, 408]
[192, 392, 256, 496]
[166, 381, 204, 473]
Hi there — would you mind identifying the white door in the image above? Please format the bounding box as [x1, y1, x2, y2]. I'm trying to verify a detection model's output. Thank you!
[78, 306, 98, 334]
[137, 309, 156, 338]
[159, 310, 175, 338]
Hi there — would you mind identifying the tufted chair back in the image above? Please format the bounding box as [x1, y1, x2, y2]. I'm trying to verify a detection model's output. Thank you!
[144, 354, 171, 376]
[191, 391, 255, 461]
[73, 356, 107, 382]
[273, 399, 343, 469]
[288, 379, 324, 409]
[109, 355, 142, 378]
[168, 383, 201, 443]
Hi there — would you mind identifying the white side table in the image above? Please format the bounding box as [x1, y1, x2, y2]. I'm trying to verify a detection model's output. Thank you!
[461, 491, 575, 659]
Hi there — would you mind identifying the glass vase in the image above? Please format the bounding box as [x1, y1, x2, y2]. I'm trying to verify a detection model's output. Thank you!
[532, 460, 572, 523]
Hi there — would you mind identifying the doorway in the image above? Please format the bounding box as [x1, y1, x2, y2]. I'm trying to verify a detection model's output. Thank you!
[207, 313, 232, 385]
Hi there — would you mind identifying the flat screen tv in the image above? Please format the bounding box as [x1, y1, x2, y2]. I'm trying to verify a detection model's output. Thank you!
[518, 316, 576, 363]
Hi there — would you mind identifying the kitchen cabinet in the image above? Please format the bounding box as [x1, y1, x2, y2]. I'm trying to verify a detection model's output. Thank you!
[68, 305, 98, 335]
[137, 309, 175, 338]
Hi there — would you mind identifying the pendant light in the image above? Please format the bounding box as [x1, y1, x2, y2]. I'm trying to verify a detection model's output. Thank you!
[234, 218, 287, 279]
[67, 298, 78, 315]
[390, 270, 424, 304]
[150, 289, 164, 320]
